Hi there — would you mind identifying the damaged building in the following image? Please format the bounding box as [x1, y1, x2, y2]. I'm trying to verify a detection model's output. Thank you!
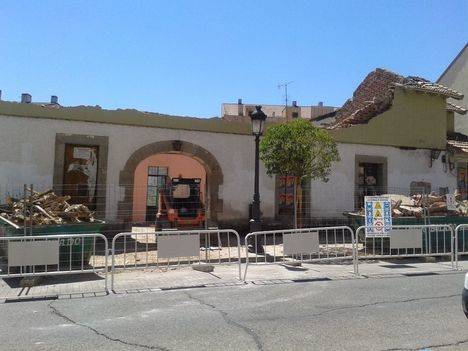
[0, 63, 465, 228]
[308, 67, 466, 218]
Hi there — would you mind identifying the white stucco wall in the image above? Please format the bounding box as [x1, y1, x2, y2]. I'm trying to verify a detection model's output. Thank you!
[0, 115, 276, 222]
[309, 143, 457, 218]
[0, 115, 457, 222]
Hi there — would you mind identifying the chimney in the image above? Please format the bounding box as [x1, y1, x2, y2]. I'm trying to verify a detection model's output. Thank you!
[21, 93, 32, 103]
[237, 98, 244, 116]
[292, 100, 297, 107]
[318, 101, 323, 107]
[50, 95, 58, 104]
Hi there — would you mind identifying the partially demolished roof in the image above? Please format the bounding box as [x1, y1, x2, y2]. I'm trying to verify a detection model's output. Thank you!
[326, 68, 465, 130]
[447, 132, 468, 154]
[446, 101, 467, 115]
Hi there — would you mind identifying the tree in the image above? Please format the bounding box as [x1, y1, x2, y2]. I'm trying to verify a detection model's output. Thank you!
[259, 119, 340, 228]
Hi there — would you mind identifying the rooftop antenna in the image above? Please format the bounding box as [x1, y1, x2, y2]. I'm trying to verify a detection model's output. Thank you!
[277, 81, 293, 112]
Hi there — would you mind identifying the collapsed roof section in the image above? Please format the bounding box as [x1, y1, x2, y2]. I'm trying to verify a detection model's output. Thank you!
[326, 68, 465, 130]
[447, 131, 468, 154]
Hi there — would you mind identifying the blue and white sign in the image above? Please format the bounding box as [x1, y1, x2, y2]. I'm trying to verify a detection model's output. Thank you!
[365, 196, 392, 237]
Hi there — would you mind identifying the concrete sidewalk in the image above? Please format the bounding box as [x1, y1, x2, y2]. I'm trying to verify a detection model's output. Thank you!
[1, 258, 466, 301]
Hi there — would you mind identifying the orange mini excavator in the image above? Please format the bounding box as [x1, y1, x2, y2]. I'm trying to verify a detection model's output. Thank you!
[155, 177, 205, 229]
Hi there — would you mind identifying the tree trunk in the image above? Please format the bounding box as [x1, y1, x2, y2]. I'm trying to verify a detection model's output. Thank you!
[293, 176, 303, 229]
[293, 177, 297, 229]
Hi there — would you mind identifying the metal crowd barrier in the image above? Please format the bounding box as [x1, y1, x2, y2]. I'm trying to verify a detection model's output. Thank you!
[355, 224, 457, 272]
[0, 233, 109, 291]
[243, 226, 357, 281]
[110, 229, 242, 290]
[455, 224, 468, 263]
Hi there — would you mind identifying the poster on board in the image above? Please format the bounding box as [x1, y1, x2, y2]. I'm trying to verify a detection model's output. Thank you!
[365, 196, 392, 237]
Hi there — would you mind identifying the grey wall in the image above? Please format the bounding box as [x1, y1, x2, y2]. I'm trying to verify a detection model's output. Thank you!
[438, 45, 468, 134]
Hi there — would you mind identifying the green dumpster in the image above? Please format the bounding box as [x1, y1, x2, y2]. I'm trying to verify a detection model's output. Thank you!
[0, 222, 105, 268]
[350, 216, 468, 255]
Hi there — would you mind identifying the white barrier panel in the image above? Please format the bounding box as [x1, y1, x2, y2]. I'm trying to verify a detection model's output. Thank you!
[158, 234, 199, 259]
[389, 229, 422, 250]
[9, 240, 60, 267]
[243, 226, 357, 281]
[111, 229, 242, 290]
[355, 225, 456, 272]
[283, 232, 319, 255]
[0, 234, 109, 292]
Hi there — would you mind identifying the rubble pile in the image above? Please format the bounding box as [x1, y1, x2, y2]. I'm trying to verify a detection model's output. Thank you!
[349, 193, 468, 218]
[0, 189, 95, 228]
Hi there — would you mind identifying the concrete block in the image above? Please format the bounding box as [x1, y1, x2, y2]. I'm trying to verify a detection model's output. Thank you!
[283, 261, 302, 267]
[192, 265, 214, 273]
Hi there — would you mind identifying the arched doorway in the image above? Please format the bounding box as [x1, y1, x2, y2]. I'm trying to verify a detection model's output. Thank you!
[118, 140, 223, 225]
[132, 153, 206, 223]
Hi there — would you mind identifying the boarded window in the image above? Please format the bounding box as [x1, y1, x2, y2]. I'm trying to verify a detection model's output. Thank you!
[63, 144, 99, 210]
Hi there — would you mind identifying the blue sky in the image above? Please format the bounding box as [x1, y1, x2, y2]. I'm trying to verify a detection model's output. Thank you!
[0, 0, 467, 117]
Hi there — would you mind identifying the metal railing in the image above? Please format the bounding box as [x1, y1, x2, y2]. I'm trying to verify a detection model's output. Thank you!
[0, 233, 109, 291]
[455, 224, 468, 263]
[355, 224, 456, 272]
[110, 229, 241, 290]
[243, 226, 357, 281]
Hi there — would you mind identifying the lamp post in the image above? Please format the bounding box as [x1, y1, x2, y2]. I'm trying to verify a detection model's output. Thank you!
[249, 105, 267, 233]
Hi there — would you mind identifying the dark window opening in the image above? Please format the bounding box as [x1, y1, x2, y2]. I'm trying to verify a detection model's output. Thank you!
[356, 162, 385, 209]
[457, 162, 468, 200]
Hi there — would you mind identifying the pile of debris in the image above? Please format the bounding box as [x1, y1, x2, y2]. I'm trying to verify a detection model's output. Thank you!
[0, 189, 96, 228]
[348, 193, 468, 218]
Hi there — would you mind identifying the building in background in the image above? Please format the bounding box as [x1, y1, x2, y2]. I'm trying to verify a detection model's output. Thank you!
[221, 99, 336, 124]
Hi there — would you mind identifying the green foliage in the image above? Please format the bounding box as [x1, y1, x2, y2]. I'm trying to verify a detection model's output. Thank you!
[259, 119, 340, 181]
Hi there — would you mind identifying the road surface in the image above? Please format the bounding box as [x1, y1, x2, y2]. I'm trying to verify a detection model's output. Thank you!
[1, 272, 467, 350]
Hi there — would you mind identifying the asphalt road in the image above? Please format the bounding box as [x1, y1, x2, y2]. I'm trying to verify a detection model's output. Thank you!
[1, 273, 467, 351]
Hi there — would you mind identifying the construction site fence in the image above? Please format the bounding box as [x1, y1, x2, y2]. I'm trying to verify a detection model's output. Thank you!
[455, 224, 468, 259]
[1, 182, 462, 232]
[110, 229, 241, 290]
[0, 183, 208, 223]
[0, 233, 109, 293]
[243, 226, 357, 281]
[1, 224, 467, 296]
[355, 224, 456, 273]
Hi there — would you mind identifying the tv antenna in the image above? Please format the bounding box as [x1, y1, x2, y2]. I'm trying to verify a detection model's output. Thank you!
[277, 81, 293, 109]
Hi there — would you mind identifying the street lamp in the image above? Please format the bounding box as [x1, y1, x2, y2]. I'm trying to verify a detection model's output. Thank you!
[249, 105, 267, 234]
